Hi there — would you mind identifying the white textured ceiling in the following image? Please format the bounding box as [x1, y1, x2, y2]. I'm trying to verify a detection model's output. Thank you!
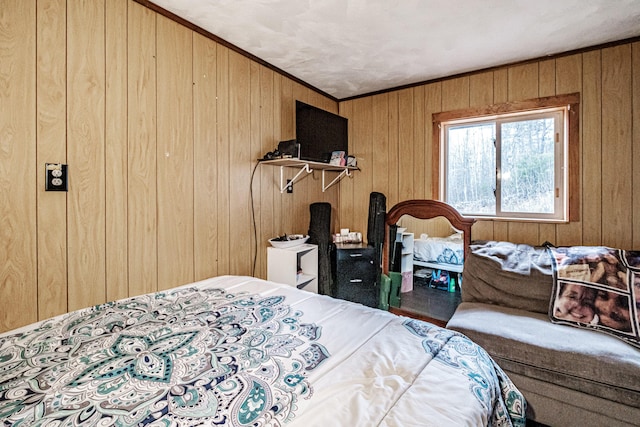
[149, 0, 640, 99]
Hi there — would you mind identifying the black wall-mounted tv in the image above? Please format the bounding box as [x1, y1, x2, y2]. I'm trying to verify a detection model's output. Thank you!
[295, 100, 348, 163]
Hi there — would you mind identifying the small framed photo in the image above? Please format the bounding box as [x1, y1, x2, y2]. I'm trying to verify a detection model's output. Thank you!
[329, 150, 346, 166]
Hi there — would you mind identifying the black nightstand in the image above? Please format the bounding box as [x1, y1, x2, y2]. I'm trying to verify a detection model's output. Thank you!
[333, 243, 378, 308]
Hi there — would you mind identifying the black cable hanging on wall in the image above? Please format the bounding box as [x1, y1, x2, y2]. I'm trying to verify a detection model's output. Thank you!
[249, 161, 260, 277]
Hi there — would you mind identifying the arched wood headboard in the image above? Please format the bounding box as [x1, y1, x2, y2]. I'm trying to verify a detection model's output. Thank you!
[382, 199, 476, 276]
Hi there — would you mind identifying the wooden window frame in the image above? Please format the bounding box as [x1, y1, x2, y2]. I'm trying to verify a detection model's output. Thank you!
[432, 93, 580, 222]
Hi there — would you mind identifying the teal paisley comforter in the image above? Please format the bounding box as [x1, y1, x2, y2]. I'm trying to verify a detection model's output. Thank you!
[0, 275, 525, 426]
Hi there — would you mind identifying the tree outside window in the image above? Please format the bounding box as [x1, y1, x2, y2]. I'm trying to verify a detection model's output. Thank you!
[433, 94, 579, 222]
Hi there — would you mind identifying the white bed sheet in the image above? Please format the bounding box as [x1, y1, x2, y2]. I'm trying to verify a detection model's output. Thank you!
[414, 234, 465, 266]
[0, 275, 524, 426]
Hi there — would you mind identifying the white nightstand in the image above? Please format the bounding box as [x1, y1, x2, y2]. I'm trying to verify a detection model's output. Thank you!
[267, 243, 318, 293]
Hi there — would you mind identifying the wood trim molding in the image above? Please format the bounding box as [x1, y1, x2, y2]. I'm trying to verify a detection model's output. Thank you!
[567, 100, 580, 222]
[431, 123, 441, 200]
[432, 93, 580, 122]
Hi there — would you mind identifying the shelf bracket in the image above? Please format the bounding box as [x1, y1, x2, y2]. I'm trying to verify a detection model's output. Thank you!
[280, 163, 312, 193]
[322, 167, 352, 192]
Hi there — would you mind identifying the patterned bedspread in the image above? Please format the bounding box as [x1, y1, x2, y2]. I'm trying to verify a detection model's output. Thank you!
[0, 276, 525, 426]
[414, 234, 465, 265]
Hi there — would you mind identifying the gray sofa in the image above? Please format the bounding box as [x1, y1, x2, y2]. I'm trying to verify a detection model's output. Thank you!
[446, 241, 640, 427]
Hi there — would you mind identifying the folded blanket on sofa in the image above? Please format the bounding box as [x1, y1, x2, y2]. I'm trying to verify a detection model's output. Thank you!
[462, 240, 553, 314]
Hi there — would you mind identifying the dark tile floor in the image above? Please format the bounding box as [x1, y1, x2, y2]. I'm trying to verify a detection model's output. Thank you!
[399, 281, 461, 324]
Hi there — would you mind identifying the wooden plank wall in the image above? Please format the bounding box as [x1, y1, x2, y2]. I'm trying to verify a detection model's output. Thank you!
[2, 1, 638, 334]
[1, 1, 37, 329]
[0, 0, 339, 333]
[339, 41, 639, 251]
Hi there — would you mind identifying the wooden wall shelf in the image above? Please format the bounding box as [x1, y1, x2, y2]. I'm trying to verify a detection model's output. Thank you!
[259, 158, 359, 192]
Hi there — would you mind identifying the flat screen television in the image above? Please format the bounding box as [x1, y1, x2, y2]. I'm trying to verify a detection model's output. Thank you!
[295, 100, 348, 163]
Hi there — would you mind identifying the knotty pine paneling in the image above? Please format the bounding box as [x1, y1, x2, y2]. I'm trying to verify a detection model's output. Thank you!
[215, 44, 231, 275]
[157, 16, 194, 290]
[0, 0, 338, 334]
[508, 63, 539, 101]
[424, 84, 442, 196]
[371, 93, 390, 195]
[255, 66, 276, 277]
[0, 1, 37, 332]
[67, 0, 106, 311]
[37, 0, 67, 320]
[339, 40, 640, 251]
[193, 33, 219, 281]
[601, 45, 633, 249]
[228, 51, 251, 275]
[554, 54, 584, 247]
[633, 42, 640, 249]
[398, 89, 415, 202]
[581, 50, 603, 246]
[249, 61, 262, 275]
[469, 71, 494, 107]
[441, 76, 470, 112]
[127, 0, 157, 297]
[387, 91, 400, 208]
[105, 0, 129, 302]
[412, 86, 426, 198]
[493, 68, 509, 104]
[538, 60, 557, 97]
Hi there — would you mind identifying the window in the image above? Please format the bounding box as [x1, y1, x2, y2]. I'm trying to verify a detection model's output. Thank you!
[433, 94, 579, 222]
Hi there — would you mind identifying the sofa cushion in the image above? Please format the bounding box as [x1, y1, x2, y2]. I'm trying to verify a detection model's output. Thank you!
[462, 241, 553, 314]
[547, 245, 640, 349]
[447, 302, 640, 409]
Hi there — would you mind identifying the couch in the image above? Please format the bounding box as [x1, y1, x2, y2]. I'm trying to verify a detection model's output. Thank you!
[446, 240, 640, 427]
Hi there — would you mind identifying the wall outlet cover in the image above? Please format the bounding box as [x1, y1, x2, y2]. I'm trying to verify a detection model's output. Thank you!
[45, 163, 68, 191]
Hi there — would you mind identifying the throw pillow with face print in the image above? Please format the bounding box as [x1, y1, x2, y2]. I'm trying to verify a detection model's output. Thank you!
[547, 245, 640, 349]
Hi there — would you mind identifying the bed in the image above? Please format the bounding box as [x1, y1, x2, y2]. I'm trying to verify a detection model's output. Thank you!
[0, 274, 524, 426]
[413, 232, 465, 274]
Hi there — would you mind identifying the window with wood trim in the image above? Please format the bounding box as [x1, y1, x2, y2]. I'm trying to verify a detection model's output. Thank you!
[432, 93, 580, 222]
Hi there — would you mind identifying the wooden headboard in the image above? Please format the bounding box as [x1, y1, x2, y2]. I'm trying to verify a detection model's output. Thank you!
[382, 199, 475, 275]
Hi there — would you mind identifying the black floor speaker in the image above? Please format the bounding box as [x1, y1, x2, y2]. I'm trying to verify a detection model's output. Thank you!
[367, 192, 386, 299]
[367, 192, 386, 249]
[308, 202, 333, 296]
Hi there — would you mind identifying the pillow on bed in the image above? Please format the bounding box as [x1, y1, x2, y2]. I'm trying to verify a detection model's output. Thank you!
[547, 245, 640, 349]
[462, 240, 554, 314]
